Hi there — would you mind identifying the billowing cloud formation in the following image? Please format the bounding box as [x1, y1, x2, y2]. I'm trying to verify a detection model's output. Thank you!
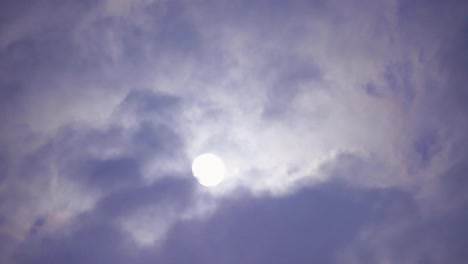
[0, 0, 467, 263]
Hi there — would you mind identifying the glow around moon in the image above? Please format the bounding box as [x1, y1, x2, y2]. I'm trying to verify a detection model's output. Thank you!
[191, 153, 226, 187]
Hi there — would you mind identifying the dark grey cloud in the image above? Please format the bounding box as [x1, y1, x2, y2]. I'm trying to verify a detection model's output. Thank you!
[340, 204, 468, 263]
[157, 182, 417, 264]
[0, 86, 190, 260]
[15, 222, 138, 264]
[77, 156, 141, 191]
[13, 175, 195, 264]
[93, 176, 194, 221]
[10, 180, 418, 264]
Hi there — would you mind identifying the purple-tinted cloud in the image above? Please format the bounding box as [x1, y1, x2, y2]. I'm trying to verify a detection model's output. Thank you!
[0, 0, 467, 263]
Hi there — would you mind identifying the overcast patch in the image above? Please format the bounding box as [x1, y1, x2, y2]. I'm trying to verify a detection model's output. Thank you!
[1, 0, 467, 263]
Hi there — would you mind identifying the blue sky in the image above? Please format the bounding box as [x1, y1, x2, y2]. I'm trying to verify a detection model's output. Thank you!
[0, 0, 467, 263]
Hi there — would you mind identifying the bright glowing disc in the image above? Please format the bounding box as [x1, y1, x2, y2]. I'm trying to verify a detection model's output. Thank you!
[191, 153, 225, 187]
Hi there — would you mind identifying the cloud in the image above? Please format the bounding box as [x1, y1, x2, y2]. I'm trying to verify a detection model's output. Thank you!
[0, 0, 467, 263]
[0, 88, 191, 258]
[149, 181, 418, 263]
[15, 222, 139, 264]
[10, 180, 419, 264]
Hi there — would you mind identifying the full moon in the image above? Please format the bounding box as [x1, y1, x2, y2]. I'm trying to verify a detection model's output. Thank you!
[191, 153, 226, 187]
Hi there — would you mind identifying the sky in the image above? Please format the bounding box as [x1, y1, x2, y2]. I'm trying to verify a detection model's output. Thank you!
[0, 0, 467, 263]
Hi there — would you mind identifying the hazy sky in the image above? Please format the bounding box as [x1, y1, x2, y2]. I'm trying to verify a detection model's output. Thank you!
[0, 0, 467, 263]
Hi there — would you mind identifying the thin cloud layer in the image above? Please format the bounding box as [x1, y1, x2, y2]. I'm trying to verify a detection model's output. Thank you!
[0, 0, 467, 263]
